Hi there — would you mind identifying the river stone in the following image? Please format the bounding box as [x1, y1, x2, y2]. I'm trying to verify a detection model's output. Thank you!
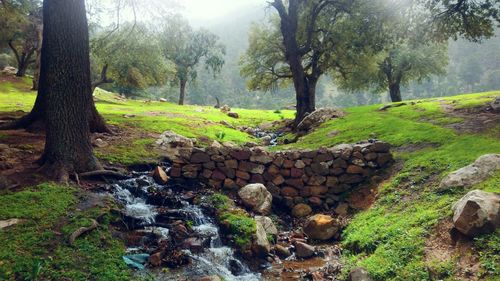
[238, 184, 272, 215]
[439, 154, 500, 191]
[253, 219, 271, 256]
[303, 214, 340, 240]
[452, 190, 500, 237]
[292, 203, 312, 218]
[274, 244, 292, 259]
[255, 216, 278, 236]
[152, 166, 169, 185]
[295, 241, 315, 258]
[348, 267, 373, 281]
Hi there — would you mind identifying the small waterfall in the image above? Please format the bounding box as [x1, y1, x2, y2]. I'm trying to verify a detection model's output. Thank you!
[108, 172, 262, 281]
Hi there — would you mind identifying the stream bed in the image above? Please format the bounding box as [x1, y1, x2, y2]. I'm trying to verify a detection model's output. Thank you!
[106, 172, 262, 281]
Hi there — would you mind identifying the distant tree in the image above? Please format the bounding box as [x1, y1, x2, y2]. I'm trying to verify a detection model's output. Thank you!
[241, 0, 387, 126]
[160, 15, 225, 105]
[91, 23, 173, 97]
[36, 0, 101, 180]
[0, 0, 42, 77]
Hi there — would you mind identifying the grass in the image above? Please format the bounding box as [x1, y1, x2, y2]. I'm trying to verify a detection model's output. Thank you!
[0, 183, 131, 280]
[0, 77, 294, 165]
[276, 91, 500, 280]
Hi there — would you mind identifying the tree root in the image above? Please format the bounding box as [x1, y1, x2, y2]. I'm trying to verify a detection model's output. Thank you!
[79, 170, 130, 179]
[69, 219, 98, 246]
[378, 102, 407, 111]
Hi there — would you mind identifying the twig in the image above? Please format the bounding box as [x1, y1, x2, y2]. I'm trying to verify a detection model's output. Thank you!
[79, 170, 130, 179]
[69, 219, 98, 246]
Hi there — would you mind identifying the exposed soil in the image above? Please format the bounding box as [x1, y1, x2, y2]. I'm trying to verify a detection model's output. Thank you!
[424, 219, 483, 281]
[439, 99, 500, 135]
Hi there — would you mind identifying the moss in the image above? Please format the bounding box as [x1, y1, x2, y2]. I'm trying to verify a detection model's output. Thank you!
[474, 232, 500, 278]
[205, 194, 256, 249]
[0, 183, 131, 280]
[95, 138, 158, 165]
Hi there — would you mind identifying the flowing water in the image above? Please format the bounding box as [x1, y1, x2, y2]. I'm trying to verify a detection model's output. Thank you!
[108, 173, 262, 281]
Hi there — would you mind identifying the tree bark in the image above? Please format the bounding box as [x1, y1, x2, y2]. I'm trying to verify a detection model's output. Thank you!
[272, 0, 317, 128]
[389, 83, 402, 102]
[178, 79, 187, 105]
[37, 0, 101, 180]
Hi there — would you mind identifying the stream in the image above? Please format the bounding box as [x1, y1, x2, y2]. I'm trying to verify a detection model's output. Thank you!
[107, 171, 262, 281]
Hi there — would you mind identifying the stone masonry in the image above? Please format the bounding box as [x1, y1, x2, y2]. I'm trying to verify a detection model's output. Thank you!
[166, 140, 393, 212]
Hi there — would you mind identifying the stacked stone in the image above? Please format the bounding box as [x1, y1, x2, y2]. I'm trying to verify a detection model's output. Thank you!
[168, 140, 392, 212]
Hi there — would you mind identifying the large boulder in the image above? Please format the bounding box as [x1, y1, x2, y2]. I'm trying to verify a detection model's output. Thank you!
[253, 219, 271, 256]
[238, 184, 272, 215]
[439, 154, 500, 191]
[303, 214, 340, 241]
[348, 267, 373, 281]
[296, 108, 344, 133]
[452, 190, 500, 237]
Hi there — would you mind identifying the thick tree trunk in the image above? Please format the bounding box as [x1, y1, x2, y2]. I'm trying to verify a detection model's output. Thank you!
[389, 83, 402, 102]
[178, 79, 187, 105]
[37, 0, 101, 180]
[294, 76, 316, 126]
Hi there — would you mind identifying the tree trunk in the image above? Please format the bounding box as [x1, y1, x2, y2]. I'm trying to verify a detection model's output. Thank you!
[178, 79, 187, 105]
[16, 58, 30, 77]
[37, 0, 101, 180]
[389, 83, 402, 102]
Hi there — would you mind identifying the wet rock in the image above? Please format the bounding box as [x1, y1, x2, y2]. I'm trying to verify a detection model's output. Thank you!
[274, 244, 291, 259]
[452, 190, 500, 237]
[197, 276, 222, 281]
[238, 184, 273, 215]
[255, 216, 278, 236]
[292, 203, 312, 218]
[334, 203, 349, 216]
[148, 251, 163, 267]
[295, 241, 315, 258]
[253, 219, 271, 256]
[303, 214, 340, 241]
[182, 237, 207, 253]
[348, 267, 373, 281]
[152, 166, 169, 185]
[439, 154, 500, 190]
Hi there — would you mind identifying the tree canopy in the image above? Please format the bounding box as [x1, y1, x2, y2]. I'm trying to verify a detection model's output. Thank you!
[160, 15, 226, 105]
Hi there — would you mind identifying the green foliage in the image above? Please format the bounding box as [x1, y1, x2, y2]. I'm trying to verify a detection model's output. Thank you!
[206, 194, 256, 248]
[215, 131, 226, 141]
[474, 232, 500, 278]
[90, 23, 174, 97]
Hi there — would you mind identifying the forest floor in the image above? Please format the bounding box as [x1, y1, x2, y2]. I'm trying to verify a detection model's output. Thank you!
[0, 75, 499, 281]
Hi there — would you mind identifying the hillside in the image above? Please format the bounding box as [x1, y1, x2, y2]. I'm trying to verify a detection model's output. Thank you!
[0, 76, 499, 281]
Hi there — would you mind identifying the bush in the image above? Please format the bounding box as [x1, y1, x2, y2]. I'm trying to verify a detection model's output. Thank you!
[0, 53, 13, 69]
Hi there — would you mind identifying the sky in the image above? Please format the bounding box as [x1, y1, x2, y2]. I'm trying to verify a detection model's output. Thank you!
[178, 0, 267, 25]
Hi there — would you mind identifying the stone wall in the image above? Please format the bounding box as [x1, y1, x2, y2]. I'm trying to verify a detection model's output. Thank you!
[166, 139, 393, 214]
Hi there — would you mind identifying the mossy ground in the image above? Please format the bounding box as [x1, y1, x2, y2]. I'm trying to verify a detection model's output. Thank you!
[0, 183, 131, 281]
[275, 91, 500, 280]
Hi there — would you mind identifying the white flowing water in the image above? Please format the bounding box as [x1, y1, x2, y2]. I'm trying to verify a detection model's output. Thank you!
[109, 173, 262, 281]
